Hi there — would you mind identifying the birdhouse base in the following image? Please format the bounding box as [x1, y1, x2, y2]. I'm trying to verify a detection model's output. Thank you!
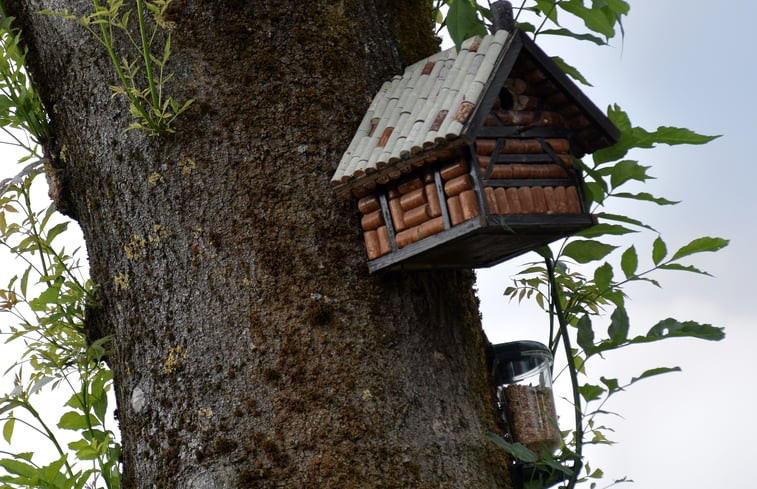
[366, 213, 594, 273]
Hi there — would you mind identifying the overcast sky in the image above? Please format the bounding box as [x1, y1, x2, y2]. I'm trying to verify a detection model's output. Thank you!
[476, 1, 757, 487]
[1, 1, 755, 487]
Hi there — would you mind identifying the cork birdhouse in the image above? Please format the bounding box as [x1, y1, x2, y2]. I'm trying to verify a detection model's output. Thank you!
[331, 28, 619, 273]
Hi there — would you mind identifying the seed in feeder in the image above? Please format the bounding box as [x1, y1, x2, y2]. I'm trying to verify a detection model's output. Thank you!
[502, 384, 561, 455]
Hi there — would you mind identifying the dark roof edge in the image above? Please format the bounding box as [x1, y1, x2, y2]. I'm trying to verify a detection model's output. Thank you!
[517, 30, 620, 144]
[462, 28, 522, 140]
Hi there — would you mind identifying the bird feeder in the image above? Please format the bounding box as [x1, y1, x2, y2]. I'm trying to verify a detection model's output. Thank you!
[490, 341, 560, 455]
[331, 25, 619, 273]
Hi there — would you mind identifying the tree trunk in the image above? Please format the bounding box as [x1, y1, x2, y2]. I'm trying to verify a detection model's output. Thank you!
[5, 1, 514, 487]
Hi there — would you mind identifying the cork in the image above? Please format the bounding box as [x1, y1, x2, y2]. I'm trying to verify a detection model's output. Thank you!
[501, 139, 542, 154]
[453, 101, 475, 124]
[531, 186, 548, 213]
[505, 77, 527, 95]
[444, 174, 473, 197]
[489, 164, 568, 180]
[403, 204, 431, 228]
[489, 164, 513, 179]
[357, 194, 380, 214]
[440, 160, 468, 180]
[537, 112, 566, 127]
[400, 187, 427, 211]
[377, 226, 392, 255]
[429, 109, 449, 132]
[447, 195, 464, 225]
[361, 209, 384, 231]
[397, 177, 423, 195]
[364, 230, 381, 259]
[506, 187, 522, 213]
[422, 169, 435, 183]
[545, 91, 569, 107]
[485, 186, 498, 213]
[566, 186, 581, 213]
[494, 187, 510, 214]
[546, 138, 570, 154]
[460, 190, 479, 220]
[495, 110, 535, 126]
[388, 197, 406, 231]
[425, 183, 442, 217]
[524, 69, 547, 84]
[543, 186, 555, 213]
[514, 94, 540, 110]
[476, 139, 497, 155]
[553, 186, 569, 213]
[377, 126, 393, 148]
[419, 216, 444, 239]
[477, 155, 490, 170]
[395, 217, 445, 248]
[518, 187, 534, 214]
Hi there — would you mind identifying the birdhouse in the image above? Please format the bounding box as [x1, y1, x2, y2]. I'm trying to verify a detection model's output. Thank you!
[331, 28, 619, 273]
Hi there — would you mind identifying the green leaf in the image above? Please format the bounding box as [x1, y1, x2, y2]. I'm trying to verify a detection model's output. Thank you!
[620, 245, 637, 278]
[646, 318, 725, 341]
[607, 307, 629, 343]
[671, 236, 729, 261]
[539, 28, 606, 46]
[595, 212, 657, 232]
[559, 0, 615, 38]
[0, 459, 37, 479]
[593, 262, 613, 292]
[485, 432, 538, 463]
[658, 263, 711, 275]
[28, 283, 62, 311]
[630, 366, 681, 385]
[45, 222, 69, 243]
[612, 192, 679, 206]
[2, 416, 14, 443]
[576, 223, 636, 238]
[58, 411, 90, 430]
[594, 105, 720, 163]
[577, 314, 595, 354]
[609, 160, 653, 188]
[562, 240, 617, 264]
[579, 383, 605, 402]
[599, 376, 620, 393]
[652, 236, 667, 265]
[551, 55, 592, 86]
[446, 0, 487, 50]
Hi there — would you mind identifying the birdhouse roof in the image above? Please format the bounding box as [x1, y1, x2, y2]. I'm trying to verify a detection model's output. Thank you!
[331, 29, 619, 197]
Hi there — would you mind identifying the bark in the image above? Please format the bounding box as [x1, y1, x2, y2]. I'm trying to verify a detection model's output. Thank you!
[4, 0, 514, 487]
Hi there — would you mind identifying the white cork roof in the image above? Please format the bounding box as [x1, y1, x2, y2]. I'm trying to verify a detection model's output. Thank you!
[331, 30, 511, 193]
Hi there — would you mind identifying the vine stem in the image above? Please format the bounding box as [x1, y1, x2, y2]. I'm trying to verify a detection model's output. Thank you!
[135, 0, 160, 111]
[544, 256, 583, 489]
[91, 0, 160, 133]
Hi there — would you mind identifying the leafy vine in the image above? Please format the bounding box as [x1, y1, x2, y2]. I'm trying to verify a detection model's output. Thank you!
[0, 13, 120, 489]
[437, 2, 727, 488]
[41, 0, 193, 135]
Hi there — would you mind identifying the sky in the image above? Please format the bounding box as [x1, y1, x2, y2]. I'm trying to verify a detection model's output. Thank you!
[1, 1, 756, 488]
[475, 1, 757, 487]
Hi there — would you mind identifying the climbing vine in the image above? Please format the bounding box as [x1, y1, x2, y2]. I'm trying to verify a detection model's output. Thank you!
[437, 2, 727, 488]
[41, 0, 193, 135]
[0, 12, 121, 489]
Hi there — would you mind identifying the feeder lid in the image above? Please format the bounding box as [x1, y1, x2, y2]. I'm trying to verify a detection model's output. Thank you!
[490, 340, 552, 384]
